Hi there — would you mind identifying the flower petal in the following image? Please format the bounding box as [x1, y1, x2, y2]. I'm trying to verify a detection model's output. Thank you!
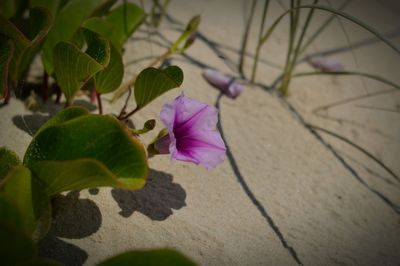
[159, 93, 226, 168]
[203, 68, 232, 89]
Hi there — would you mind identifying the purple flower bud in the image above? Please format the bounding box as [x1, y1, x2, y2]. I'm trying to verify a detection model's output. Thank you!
[203, 68, 244, 99]
[156, 93, 226, 169]
[307, 56, 344, 72]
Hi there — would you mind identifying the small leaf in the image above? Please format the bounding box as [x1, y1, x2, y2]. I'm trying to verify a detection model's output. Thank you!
[0, 7, 52, 83]
[24, 110, 148, 193]
[94, 43, 124, 94]
[134, 66, 183, 109]
[0, 166, 50, 240]
[53, 29, 111, 101]
[0, 147, 21, 180]
[41, 0, 116, 74]
[98, 249, 196, 266]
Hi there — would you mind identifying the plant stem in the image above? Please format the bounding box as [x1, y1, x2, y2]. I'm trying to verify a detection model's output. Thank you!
[118, 85, 132, 119]
[279, 0, 299, 95]
[148, 49, 171, 68]
[96, 91, 103, 114]
[42, 71, 48, 102]
[121, 106, 139, 120]
[3, 84, 11, 105]
[250, 0, 270, 83]
[280, 0, 317, 96]
[298, 0, 350, 55]
[55, 85, 62, 104]
[90, 87, 97, 103]
[239, 0, 258, 78]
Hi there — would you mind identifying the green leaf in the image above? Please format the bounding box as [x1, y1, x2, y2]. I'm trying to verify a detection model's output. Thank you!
[24, 109, 148, 194]
[0, 222, 37, 265]
[94, 43, 124, 94]
[134, 66, 183, 109]
[53, 29, 110, 101]
[0, 38, 14, 98]
[0, 7, 52, 83]
[35, 106, 89, 136]
[83, 2, 146, 50]
[31, 0, 62, 16]
[0, 147, 21, 180]
[0, 195, 24, 229]
[0, 0, 17, 19]
[98, 249, 196, 266]
[41, 0, 115, 74]
[103, 2, 146, 49]
[170, 15, 200, 53]
[0, 166, 50, 240]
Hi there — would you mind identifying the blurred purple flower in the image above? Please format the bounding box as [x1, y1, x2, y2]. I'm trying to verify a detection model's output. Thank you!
[203, 68, 244, 99]
[307, 56, 344, 71]
[156, 93, 226, 169]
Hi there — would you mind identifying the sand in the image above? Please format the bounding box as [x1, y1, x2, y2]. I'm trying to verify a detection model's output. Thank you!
[1, 0, 399, 265]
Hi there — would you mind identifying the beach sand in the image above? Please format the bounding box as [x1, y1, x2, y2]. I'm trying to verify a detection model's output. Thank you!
[0, 0, 399, 265]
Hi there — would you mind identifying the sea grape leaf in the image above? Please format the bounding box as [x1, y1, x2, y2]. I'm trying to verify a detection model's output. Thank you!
[29, 159, 125, 196]
[98, 249, 197, 266]
[134, 66, 183, 109]
[24, 109, 148, 194]
[0, 166, 50, 240]
[94, 43, 124, 94]
[0, 222, 37, 265]
[0, 147, 21, 180]
[0, 7, 52, 83]
[35, 105, 89, 136]
[0, 195, 24, 229]
[53, 29, 110, 101]
[41, 0, 115, 74]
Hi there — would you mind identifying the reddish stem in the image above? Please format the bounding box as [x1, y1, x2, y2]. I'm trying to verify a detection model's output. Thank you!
[54, 85, 62, 104]
[90, 87, 97, 103]
[96, 91, 103, 114]
[42, 71, 48, 102]
[64, 100, 70, 108]
[3, 85, 11, 105]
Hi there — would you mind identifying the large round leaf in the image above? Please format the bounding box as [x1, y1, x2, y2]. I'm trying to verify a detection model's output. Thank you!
[0, 166, 50, 240]
[0, 146, 21, 180]
[24, 108, 148, 194]
[98, 249, 196, 266]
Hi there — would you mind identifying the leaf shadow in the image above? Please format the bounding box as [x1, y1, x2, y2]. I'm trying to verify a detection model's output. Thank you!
[111, 169, 186, 221]
[38, 191, 102, 265]
[11, 99, 97, 136]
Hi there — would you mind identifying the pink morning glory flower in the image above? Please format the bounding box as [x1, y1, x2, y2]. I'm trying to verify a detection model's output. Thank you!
[203, 68, 244, 99]
[155, 93, 226, 169]
[307, 56, 344, 72]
